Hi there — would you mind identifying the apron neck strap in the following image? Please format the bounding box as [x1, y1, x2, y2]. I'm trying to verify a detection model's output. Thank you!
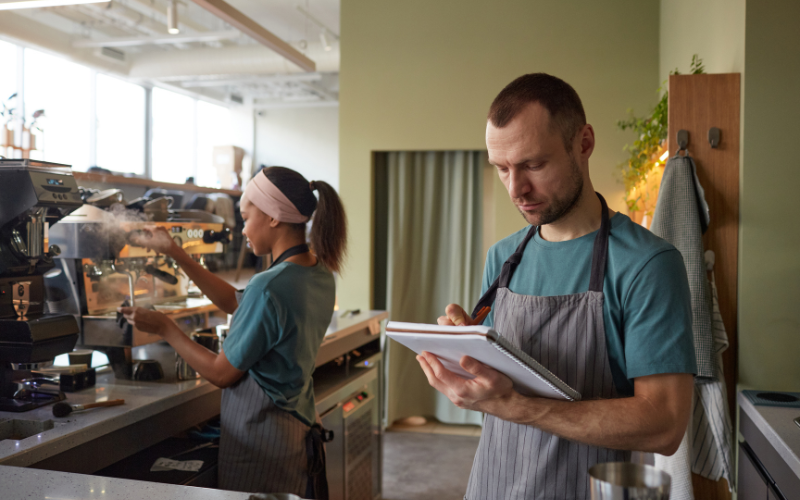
[588, 193, 610, 292]
[269, 243, 310, 269]
[471, 224, 537, 318]
[470, 192, 611, 319]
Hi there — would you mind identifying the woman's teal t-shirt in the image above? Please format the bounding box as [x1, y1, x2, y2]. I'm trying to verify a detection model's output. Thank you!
[223, 261, 335, 426]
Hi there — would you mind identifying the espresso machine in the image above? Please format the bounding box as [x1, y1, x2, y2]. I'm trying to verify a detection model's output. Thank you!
[0, 159, 82, 412]
[48, 199, 230, 379]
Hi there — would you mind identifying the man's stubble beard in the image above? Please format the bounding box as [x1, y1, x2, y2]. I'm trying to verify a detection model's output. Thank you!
[518, 155, 584, 227]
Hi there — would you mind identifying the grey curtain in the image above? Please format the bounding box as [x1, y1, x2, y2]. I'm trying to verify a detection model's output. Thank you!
[383, 150, 485, 426]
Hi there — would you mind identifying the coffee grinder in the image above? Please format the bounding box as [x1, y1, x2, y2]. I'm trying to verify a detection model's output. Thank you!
[0, 159, 82, 412]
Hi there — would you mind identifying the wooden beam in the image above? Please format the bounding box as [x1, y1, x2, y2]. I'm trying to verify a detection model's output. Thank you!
[189, 0, 316, 72]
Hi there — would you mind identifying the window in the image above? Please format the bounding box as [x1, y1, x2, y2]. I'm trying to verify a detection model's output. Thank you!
[1, 41, 18, 156]
[0, 40, 17, 127]
[96, 74, 146, 175]
[151, 87, 195, 184]
[196, 100, 232, 188]
[24, 48, 93, 170]
[2, 40, 233, 181]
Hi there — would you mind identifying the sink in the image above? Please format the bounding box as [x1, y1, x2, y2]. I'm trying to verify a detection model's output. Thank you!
[0, 419, 59, 441]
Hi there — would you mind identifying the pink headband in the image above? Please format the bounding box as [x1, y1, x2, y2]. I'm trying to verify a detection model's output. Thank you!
[244, 173, 309, 223]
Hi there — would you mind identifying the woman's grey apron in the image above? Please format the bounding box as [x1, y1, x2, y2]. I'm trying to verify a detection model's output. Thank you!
[465, 193, 630, 500]
[219, 243, 330, 498]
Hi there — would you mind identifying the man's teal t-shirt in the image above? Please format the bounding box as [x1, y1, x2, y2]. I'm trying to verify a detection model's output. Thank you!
[481, 213, 697, 396]
[223, 261, 335, 426]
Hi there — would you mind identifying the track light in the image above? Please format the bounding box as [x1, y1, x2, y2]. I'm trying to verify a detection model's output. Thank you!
[319, 31, 331, 52]
[167, 0, 180, 35]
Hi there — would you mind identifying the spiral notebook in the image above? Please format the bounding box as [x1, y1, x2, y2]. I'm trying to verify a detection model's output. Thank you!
[386, 321, 581, 401]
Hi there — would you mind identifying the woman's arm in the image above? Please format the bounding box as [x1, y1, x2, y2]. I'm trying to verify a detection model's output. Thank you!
[130, 226, 239, 314]
[118, 306, 244, 388]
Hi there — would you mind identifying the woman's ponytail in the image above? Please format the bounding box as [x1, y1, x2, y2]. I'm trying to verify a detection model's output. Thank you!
[309, 180, 347, 273]
[261, 167, 347, 273]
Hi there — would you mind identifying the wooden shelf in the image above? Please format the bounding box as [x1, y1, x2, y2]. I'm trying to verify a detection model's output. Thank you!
[72, 171, 242, 196]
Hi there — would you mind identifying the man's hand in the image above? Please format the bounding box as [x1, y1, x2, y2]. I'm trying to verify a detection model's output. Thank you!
[118, 306, 176, 338]
[128, 226, 180, 256]
[437, 303, 472, 326]
[416, 352, 515, 412]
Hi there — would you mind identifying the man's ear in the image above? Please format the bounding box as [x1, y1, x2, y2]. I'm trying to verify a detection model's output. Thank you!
[578, 123, 595, 160]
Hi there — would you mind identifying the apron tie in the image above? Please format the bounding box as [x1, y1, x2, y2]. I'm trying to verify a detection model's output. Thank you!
[305, 424, 332, 500]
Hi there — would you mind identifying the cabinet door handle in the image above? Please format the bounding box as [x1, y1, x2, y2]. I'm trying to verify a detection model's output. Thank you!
[740, 440, 788, 500]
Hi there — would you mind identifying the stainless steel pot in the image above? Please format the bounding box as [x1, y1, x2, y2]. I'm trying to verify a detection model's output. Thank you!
[589, 462, 671, 500]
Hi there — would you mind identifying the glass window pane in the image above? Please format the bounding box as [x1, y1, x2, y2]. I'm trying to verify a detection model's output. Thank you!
[152, 87, 195, 184]
[0, 40, 17, 134]
[96, 74, 145, 175]
[24, 48, 93, 170]
[196, 101, 232, 188]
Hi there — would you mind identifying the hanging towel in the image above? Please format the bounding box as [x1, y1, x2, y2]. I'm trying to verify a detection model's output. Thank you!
[650, 154, 715, 379]
[690, 250, 735, 490]
[654, 407, 695, 500]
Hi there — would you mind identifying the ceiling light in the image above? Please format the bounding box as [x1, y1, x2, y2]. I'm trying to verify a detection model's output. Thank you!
[319, 31, 331, 52]
[0, 0, 109, 10]
[167, 0, 180, 35]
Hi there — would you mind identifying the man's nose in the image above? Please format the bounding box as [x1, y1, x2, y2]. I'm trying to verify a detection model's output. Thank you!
[507, 170, 532, 199]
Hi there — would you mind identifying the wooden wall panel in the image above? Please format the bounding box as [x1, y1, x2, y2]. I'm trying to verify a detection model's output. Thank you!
[668, 73, 740, 500]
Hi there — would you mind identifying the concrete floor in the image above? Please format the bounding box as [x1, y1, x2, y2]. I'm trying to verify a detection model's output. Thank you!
[382, 430, 480, 500]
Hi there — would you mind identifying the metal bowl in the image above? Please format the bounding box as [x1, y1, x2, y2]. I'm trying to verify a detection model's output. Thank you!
[589, 462, 670, 500]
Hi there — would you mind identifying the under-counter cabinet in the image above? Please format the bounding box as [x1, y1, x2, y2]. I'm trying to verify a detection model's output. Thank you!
[738, 393, 800, 500]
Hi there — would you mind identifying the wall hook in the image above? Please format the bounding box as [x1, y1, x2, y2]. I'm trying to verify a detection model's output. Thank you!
[677, 129, 690, 155]
[708, 127, 721, 148]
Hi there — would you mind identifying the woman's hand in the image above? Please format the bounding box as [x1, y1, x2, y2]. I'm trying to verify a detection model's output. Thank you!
[117, 306, 176, 338]
[128, 226, 180, 256]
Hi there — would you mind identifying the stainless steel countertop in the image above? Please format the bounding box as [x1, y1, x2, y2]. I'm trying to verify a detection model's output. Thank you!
[0, 466, 256, 499]
[738, 391, 800, 480]
[0, 344, 220, 467]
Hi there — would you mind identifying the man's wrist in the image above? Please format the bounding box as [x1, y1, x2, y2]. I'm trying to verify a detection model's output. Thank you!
[482, 391, 543, 425]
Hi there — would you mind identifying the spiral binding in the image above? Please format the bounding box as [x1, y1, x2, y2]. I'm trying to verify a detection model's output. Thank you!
[492, 340, 581, 402]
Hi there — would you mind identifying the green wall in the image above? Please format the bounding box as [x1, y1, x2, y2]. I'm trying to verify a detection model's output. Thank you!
[738, 0, 800, 391]
[659, 0, 745, 81]
[339, 0, 660, 310]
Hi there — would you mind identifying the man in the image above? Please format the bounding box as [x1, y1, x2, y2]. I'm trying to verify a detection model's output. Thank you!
[416, 73, 697, 499]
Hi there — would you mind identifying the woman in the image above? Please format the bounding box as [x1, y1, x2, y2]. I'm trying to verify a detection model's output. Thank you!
[119, 166, 347, 498]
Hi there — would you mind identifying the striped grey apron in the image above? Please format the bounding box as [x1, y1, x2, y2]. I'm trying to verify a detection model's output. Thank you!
[465, 193, 630, 500]
[218, 373, 310, 494]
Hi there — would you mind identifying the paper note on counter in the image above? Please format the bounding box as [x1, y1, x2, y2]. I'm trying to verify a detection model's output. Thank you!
[150, 457, 204, 472]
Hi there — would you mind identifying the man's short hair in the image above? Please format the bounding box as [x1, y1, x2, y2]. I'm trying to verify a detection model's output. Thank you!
[488, 73, 587, 151]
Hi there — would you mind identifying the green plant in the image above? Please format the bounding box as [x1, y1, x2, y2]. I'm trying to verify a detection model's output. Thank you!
[617, 55, 705, 212]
